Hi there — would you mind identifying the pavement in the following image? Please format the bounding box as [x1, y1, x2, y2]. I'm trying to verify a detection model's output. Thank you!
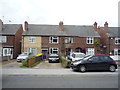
[1, 60, 120, 76]
[2, 68, 119, 76]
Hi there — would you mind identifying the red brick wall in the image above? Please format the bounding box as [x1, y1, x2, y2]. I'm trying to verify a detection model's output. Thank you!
[14, 25, 23, 58]
[41, 36, 100, 55]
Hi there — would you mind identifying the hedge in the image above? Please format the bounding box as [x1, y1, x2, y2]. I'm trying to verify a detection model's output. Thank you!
[60, 56, 71, 68]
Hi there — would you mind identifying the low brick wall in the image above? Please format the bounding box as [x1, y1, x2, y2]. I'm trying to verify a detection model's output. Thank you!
[27, 56, 42, 67]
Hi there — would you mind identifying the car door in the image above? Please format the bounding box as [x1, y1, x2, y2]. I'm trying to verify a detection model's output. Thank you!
[99, 56, 110, 70]
[86, 56, 100, 70]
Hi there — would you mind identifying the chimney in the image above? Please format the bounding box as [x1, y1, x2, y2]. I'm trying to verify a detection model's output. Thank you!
[59, 21, 64, 31]
[24, 21, 28, 31]
[0, 19, 3, 31]
[104, 21, 108, 33]
[93, 22, 97, 32]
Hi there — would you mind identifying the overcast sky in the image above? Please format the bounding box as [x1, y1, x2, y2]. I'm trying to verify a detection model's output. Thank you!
[0, 0, 119, 27]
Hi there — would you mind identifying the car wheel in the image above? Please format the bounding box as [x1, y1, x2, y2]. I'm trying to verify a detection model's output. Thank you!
[109, 65, 116, 72]
[79, 65, 86, 72]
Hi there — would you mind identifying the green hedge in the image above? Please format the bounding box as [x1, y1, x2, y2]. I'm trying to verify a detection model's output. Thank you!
[60, 56, 71, 68]
[20, 55, 42, 68]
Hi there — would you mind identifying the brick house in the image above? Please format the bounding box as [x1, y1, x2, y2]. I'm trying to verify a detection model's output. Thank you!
[22, 21, 100, 57]
[94, 22, 120, 60]
[0, 19, 23, 60]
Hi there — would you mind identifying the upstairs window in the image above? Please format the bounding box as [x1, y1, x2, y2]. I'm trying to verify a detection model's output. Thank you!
[29, 37, 36, 43]
[49, 37, 59, 44]
[115, 38, 120, 45]
[65, 37, 73, 43]
[86, 37, 94, 44]
[0, 36, 7, 43]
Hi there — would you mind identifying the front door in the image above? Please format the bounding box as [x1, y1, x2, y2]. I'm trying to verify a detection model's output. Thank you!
[42, 49, 48, 59]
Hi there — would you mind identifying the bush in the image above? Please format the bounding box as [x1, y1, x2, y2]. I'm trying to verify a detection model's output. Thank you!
[20, 60, 28, 68]
[20, 55, 42, 68]
[60, 56, 71, 68]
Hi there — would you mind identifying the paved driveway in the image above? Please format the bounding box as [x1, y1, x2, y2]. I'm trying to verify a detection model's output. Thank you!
[2, 60, 21, 68]
[2, 60, 63, 69]
[33, 60, 63, 69]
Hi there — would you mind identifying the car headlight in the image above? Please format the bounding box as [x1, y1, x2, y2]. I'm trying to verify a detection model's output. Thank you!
[73, 61, 81, 65]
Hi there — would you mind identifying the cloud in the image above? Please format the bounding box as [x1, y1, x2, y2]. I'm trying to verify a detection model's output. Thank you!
[0, 0, 119, 26]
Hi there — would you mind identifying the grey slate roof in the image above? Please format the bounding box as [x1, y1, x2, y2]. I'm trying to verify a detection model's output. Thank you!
[0, 24, 22, 35]
[22, 24, 100, 37]
[108, 27, 120, 37]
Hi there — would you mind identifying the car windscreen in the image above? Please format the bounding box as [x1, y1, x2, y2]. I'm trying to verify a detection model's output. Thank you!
[83, 55, 93, 60]
[75, 54, 85, 58]
[20, 53, 28, 56]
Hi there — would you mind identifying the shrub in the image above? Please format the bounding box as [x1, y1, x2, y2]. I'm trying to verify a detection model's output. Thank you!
[20, 60, 28, 68]
[60, 56, 71, 68]
[94, 39, 99, 47]
[20, 55, 42, 68]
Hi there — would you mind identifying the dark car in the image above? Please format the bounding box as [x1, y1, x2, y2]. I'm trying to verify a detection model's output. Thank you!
[48, 54, 59, 63]
[71, 55, 117, 72]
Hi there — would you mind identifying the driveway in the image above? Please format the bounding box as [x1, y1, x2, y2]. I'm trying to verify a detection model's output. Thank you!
[2, 60, 63, 69]
[33, 60, 63, 69]
[2, 60, 21, 68]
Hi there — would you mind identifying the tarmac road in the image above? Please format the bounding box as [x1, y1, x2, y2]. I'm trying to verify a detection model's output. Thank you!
[2, 75, 118, 88]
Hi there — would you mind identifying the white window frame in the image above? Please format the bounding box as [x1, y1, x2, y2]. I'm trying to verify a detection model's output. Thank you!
[65, 37, 73, 43]
[29, 37, 36, 43]
[49, 37, 59, 44]
[86, 48, 95, 55]
[49, 48, 58, 54]
[28, 48, 37, 55]
[115, 38, 120, 45]
[114, 49, 120, 56]
[0, 36, 7, 43]
[3, 48, 12, 56]
[86, 37, 94, 44]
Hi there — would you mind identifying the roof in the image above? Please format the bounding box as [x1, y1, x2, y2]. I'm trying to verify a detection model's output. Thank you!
[108, 27, 120, 37]
[22, 24, 100, 37]
[0, 24, 22, 35]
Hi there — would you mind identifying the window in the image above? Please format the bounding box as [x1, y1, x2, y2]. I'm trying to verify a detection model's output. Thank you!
[49, 37, 59, 44]
[49, 48, 58, 54]
[28, 48, 37, 55]
[3, 48, 12, 56]
[0, 36, 7, 43]
[115, 38, 120, 45]
[86, 37, 94, 44]
[29, 37, 36, 43]
[100, 56, 112, 61]
[86, 48, 94, 55]
[89, 56, 99, 62]
[114, 49, 120, 55]
[65, 37, 73, 43]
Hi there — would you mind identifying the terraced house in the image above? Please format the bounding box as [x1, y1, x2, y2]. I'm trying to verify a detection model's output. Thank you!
[0, 19, 23, 60]
[22, 21, 100, 57]
[94, 22, 120, 60]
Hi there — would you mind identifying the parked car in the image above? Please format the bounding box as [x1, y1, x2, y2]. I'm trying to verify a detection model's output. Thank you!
[17, 52, 31, 62]
[71, 55, 117, 72]
[70, 52, 85, 61]
[48, 54, 59, 63]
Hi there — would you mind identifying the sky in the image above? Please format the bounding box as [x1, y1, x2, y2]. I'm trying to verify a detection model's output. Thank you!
[0, 0, 119, 27]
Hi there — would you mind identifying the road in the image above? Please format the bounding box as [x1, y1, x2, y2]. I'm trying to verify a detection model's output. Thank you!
[2, 75, 118, 88]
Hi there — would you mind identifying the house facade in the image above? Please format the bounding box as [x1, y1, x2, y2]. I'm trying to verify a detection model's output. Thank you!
[94, 22, 120, 60]
[0, 19, 23, 60]
[22, 21, 100, 57]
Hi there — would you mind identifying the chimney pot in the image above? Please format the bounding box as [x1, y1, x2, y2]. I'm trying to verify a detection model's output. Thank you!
[59, 21, 64, 31]
[93, 22, 97, 32]
[24, 21, 28, 31]
[104, 21, 108, 33]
